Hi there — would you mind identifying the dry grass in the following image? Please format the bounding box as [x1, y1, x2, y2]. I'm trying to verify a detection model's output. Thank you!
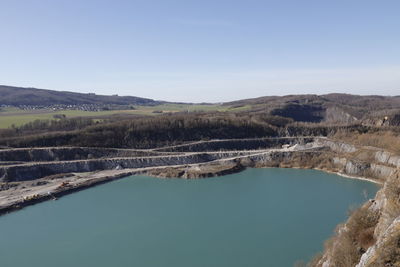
[370, 227, 400, 267]
[366, 172, 400, 266]
[383, 172, 400, 221]
[333, 130, 400, 154]
[310, 204, 380, 267]
[254, 151, 336, 171]
[358, 226, 376, 249]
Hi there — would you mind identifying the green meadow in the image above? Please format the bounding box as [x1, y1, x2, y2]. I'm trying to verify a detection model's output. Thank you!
[0, 104, 250, 129]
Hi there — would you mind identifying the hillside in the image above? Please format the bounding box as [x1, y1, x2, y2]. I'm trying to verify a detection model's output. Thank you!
[2, 85, 400, 129]
[0, 85, 160, 106]
[226, 93, 400, 124]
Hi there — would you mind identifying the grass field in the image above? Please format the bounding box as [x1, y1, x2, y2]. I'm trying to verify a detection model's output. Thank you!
[0, 104, 248, 129]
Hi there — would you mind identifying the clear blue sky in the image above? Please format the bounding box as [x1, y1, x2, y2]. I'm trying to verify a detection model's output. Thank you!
[1, 0, 399, 102]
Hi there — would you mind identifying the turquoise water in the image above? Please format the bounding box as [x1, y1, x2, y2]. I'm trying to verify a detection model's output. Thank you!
[0, 168, 378, 267]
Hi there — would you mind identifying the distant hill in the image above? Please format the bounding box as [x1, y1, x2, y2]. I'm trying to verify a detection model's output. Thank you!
[225, 93, 400, 124]
[2, 85, 400, 126]
[0, 85, 160, 106]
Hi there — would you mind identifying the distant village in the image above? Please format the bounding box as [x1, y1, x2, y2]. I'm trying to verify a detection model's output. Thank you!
[0, 104, 134, 112]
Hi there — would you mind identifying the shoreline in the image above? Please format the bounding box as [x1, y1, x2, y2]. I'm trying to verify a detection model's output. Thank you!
[325, 170, 383, 185]
[0, 163, 383, 217]
[261, 166, 383, 185]
[310, 167, 383, 185]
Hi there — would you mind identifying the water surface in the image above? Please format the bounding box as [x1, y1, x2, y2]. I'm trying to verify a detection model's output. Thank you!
[0, 168, 378, 267]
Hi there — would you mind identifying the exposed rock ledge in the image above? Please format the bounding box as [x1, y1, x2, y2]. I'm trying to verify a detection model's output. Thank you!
[309, 145, 400, 266]
[313, 170, 400, 267]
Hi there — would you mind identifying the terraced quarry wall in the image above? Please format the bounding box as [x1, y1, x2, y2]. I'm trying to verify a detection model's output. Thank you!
[1, 137, 397, 183]
[154, 137, 315, 152]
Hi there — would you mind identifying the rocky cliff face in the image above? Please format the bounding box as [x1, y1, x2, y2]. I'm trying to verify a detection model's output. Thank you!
[355, 171, 400, 266]
[313, 170, 400, 267]
[154, 137, 315, 152]
[0, 137, 394, 184]
[324, 106, 358, 124]
[0, 153, 224, 182]
[312, 154, 400, 266]
[0, 137, 316, 182]
[0, 147, 162, 162]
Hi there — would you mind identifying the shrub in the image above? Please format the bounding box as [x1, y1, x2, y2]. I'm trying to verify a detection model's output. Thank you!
[310, 204, 380, 267]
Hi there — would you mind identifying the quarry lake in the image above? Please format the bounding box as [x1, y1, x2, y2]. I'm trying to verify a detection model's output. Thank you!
[0, 168, 378, 267]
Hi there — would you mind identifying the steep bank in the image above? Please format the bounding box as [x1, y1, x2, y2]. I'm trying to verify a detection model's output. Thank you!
[308, 145, 400, 266]
[312, 170, 400, 267]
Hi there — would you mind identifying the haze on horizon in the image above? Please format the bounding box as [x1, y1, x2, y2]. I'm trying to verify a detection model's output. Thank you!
[1, 0, 399, 102]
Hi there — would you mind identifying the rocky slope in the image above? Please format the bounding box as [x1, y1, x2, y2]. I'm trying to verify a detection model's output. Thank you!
[311, 170, 400, 267]
[310, 146, 400, 266]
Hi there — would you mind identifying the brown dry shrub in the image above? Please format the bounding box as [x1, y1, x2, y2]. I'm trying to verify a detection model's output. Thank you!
[348, 205, 379, 252]
[384, 173, 400, 219]
[309, 205, 380, 267]
[358, 226, 376, 249]
[319, 227, 359, 267]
